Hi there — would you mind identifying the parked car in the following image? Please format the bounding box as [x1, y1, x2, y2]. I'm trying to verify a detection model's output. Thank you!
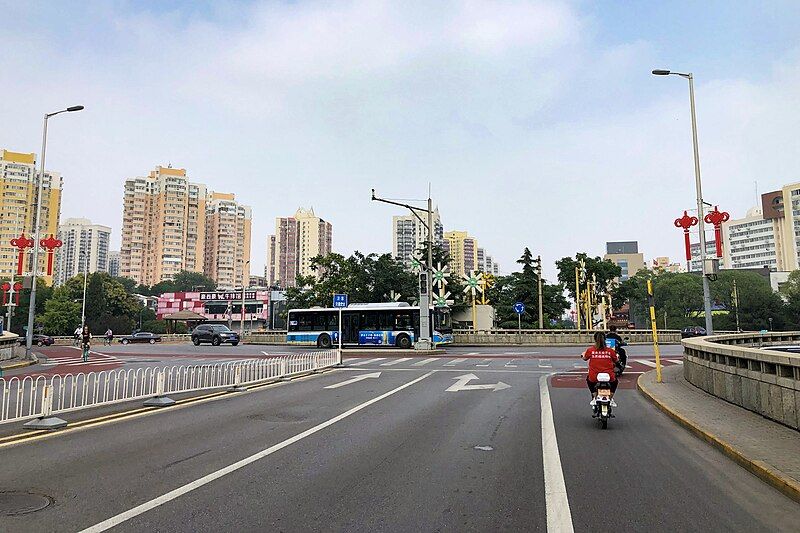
[119, 332, 161, 345]
[17, 334, 54, 347]
[681, 326, 707, 338]
[191, 324, 240, 346]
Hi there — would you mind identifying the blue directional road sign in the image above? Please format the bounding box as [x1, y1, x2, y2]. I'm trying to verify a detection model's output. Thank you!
[333, 294, 349, 308]
[513, 302, 525, 314]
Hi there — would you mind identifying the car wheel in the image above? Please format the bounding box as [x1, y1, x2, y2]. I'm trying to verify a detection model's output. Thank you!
[231, 341, 239, 346]
[396, 334, 411, 349]
[122, 339, 129, 345]
[317, 334, 332, 349]
[149, 338, 155, 344]
[37, 341, 44, 347]
[212, 336, 221, 346]
[192, 336, 201, 346]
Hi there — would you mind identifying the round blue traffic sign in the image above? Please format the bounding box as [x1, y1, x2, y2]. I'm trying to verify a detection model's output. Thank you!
[513, 302, 525, 314]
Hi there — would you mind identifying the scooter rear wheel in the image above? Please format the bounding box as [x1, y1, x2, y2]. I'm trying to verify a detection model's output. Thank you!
[601, 419, 608, 429]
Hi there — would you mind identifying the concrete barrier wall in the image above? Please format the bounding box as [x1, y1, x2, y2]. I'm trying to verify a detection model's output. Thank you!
[453, 329, 681, 346]
[683, 333, 800, 430]
[0, 332, 18, 361]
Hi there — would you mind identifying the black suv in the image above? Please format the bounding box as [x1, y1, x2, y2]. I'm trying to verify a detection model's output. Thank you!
[191, 324, 240, 346]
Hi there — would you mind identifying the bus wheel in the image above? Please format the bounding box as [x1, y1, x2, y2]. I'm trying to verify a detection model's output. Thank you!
[396, 334, 411, 349]
[318, 334, 332, 349]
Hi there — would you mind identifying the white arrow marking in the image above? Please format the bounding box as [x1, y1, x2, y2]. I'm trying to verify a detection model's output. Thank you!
[324, 372, 381, 389]
[446, 373, 511, 392]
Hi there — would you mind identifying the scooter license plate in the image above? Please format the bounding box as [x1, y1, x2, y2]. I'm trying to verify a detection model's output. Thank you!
[601, 405, 608, 416]
[597, 390, 611, 398]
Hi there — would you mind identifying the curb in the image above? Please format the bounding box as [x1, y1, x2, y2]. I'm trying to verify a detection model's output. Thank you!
[637, 372, 800, 504]
[0, 359, 35, 371]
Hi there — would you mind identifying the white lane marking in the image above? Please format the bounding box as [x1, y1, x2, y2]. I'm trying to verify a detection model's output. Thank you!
[540, 374, 574, 532]
[80, 371, 435, 533]
[475, 359, 492, 367]
[412, 358, 437, 366]
[667, 359, 684, 365]
[324, 372, 381, 389]
[444, 358, 467, 366]
[380, 358, 412, 366]
[638, 360, 657, 367]
[349, 358, 385, 366]
[445, 373, 510, 392]
[465, 352, 480, 356]
[538, 359, 552, 368]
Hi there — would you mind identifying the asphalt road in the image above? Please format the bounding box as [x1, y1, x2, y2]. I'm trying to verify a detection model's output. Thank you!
[1, 351, 797, 532]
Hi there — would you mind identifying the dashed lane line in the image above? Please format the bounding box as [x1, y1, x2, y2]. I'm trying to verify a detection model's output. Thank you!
[412, 358, 438, 366]
[540, 374, 574, 532]
[349, 358, 385, 366]
[444, 358, 467, 366]
[380, 358, 412, 366]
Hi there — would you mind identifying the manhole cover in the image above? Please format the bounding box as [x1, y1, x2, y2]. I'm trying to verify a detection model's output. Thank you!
[0, 492, 53, 516]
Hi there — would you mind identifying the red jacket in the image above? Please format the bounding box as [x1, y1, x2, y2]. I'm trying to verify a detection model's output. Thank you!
[582, 346, 618, 382]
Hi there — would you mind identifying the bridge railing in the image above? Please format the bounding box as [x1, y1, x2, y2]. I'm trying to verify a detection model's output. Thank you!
[452, 329, 683, 345]
[682, 332, 800, 430]
[0, 350, 340, 426]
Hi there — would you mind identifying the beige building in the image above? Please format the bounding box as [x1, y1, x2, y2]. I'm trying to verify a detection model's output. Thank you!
[204, 192, 252, 289]
[120, 166, 207, 286]
[652, 256, 684, 273]
[0, 149, 62, 284]
[392, 207, 443, 265]
[266, 207, 333, 288]
[444, 231, 479, 278]
[604, 241, 645, 281]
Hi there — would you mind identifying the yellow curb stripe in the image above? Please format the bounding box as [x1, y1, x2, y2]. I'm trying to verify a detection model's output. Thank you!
[0, 360, 35, 371]
[637, 373, 800, 504]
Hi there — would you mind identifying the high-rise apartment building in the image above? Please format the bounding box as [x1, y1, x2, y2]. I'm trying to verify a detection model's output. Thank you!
[120, 166, 207, 286]
[604, 241, 645, 281]
[108, 250, 120, 277]
[54, 218, 111, 286]
[444, 231, 478, 277]
[0, 149, 62, 283]
[266, 208, 333, 288]
[689, 240, 718, 272]
[476, 248, 500, 275]
[722, 206, 784, 270]
[392, 207, 443, 264]
[204, 192, 252, 289]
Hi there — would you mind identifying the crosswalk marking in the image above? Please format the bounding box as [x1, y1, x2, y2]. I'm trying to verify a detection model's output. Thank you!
[380, 358, 412, 366]
[444, 358, 467, 366]
[638, 360, 657, 367]
[349, 358, 385, 366]
[667, 359, 684, 365]
[413, 358, 438, 366]
[475, 359, 492, 367]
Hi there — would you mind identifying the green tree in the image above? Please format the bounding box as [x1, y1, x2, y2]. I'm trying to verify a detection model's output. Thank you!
[114, 276, 138, 294]
[40, 288, 81, 336]
[555, 253, 622, 301]
[172, 271, 217, 292]
[2, 277, 53, 335]
[84, 274, 108, 332]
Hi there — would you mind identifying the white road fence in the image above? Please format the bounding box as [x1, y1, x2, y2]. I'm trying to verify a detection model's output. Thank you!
[0, 350, 339, 425]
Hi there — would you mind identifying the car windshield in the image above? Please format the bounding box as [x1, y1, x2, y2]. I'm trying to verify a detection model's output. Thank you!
[211, 326, 232, 332]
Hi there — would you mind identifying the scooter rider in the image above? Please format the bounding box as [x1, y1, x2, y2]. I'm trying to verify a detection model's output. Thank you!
[582, 331, 619, 407]
[606, 325, 627, 374]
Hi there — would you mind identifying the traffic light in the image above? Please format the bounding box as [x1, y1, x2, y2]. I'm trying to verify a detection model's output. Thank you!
[419, 272, 429, 295]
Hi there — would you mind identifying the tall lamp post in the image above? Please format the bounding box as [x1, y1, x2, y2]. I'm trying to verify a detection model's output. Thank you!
[652, 69, 713, 334]
[80, 251, 88, 330]
[26, 105, 84, 357]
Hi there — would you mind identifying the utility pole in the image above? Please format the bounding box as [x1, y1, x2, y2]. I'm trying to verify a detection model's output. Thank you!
[574, 266, 581, 330]
[372, 189, 433, 349]
[535, 255, 544, 329]
[732, 278, 740, 332]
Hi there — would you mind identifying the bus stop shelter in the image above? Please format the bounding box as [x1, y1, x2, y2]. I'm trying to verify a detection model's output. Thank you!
[162, 310, 207, 333]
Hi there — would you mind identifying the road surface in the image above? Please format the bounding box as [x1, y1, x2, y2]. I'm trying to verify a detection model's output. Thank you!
[1, 350, 797, 532]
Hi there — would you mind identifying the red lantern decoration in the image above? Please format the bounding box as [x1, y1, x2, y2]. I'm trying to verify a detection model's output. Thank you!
[674, 211, 699, 261]
[13, 282, 22, 306]
[704, 206, 730, 258]
[10, 233, 34, 276]
[1, 282, 9, 306]
[40, 234, 63, 276]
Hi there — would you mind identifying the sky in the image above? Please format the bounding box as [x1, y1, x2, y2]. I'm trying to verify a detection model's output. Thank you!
[2, 0, 799, 281]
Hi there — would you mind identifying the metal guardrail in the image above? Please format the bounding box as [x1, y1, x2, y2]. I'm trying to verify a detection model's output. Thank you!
[0, 350, 339, 425]
[682, 333, 800, 429]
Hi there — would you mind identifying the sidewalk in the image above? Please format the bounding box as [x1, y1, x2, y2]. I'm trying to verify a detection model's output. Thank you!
[0, 355, 36, 371]
[638, 364, 800, 503]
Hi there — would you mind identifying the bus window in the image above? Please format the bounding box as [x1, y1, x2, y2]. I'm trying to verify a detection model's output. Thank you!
[394, 312, 412, 331]
[327, 313, 339, 330]
[298, 313, 313, 331]
[361, 312, 378, 331]
[312, 312, 327, 331]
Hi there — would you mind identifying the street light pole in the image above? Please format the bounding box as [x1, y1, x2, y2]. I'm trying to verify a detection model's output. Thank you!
[80, 251, 88, 330]
[25, 105, 83, 357]
[652, 70, 713, 334]
[240, 259, 250, 334]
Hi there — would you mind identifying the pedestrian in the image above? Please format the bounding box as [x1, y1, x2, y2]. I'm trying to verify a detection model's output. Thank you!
[104, 327, 113, 346]
[73, 325, 82, 347]
[81, 325, 92, 362]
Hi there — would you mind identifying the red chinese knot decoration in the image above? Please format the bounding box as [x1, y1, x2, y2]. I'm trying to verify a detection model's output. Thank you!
[40, 234, 63, 276]
[704, 206, 730, 258]
[1, 282, 22, 306]
[674, 211, 699, 261]
[10, 233, 34, 276]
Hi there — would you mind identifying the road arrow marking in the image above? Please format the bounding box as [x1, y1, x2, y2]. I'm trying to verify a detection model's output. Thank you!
[445, 373, 511, 392]
[324, 372, 381, 389]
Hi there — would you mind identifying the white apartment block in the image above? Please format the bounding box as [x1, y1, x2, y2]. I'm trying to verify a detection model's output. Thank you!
[392, 207, 443, 265]
[54, 218, 111, 286]
[722, 207, 783, 270]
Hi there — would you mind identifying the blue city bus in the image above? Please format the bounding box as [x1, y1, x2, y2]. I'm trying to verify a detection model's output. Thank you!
[287, 302, 453, 348]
